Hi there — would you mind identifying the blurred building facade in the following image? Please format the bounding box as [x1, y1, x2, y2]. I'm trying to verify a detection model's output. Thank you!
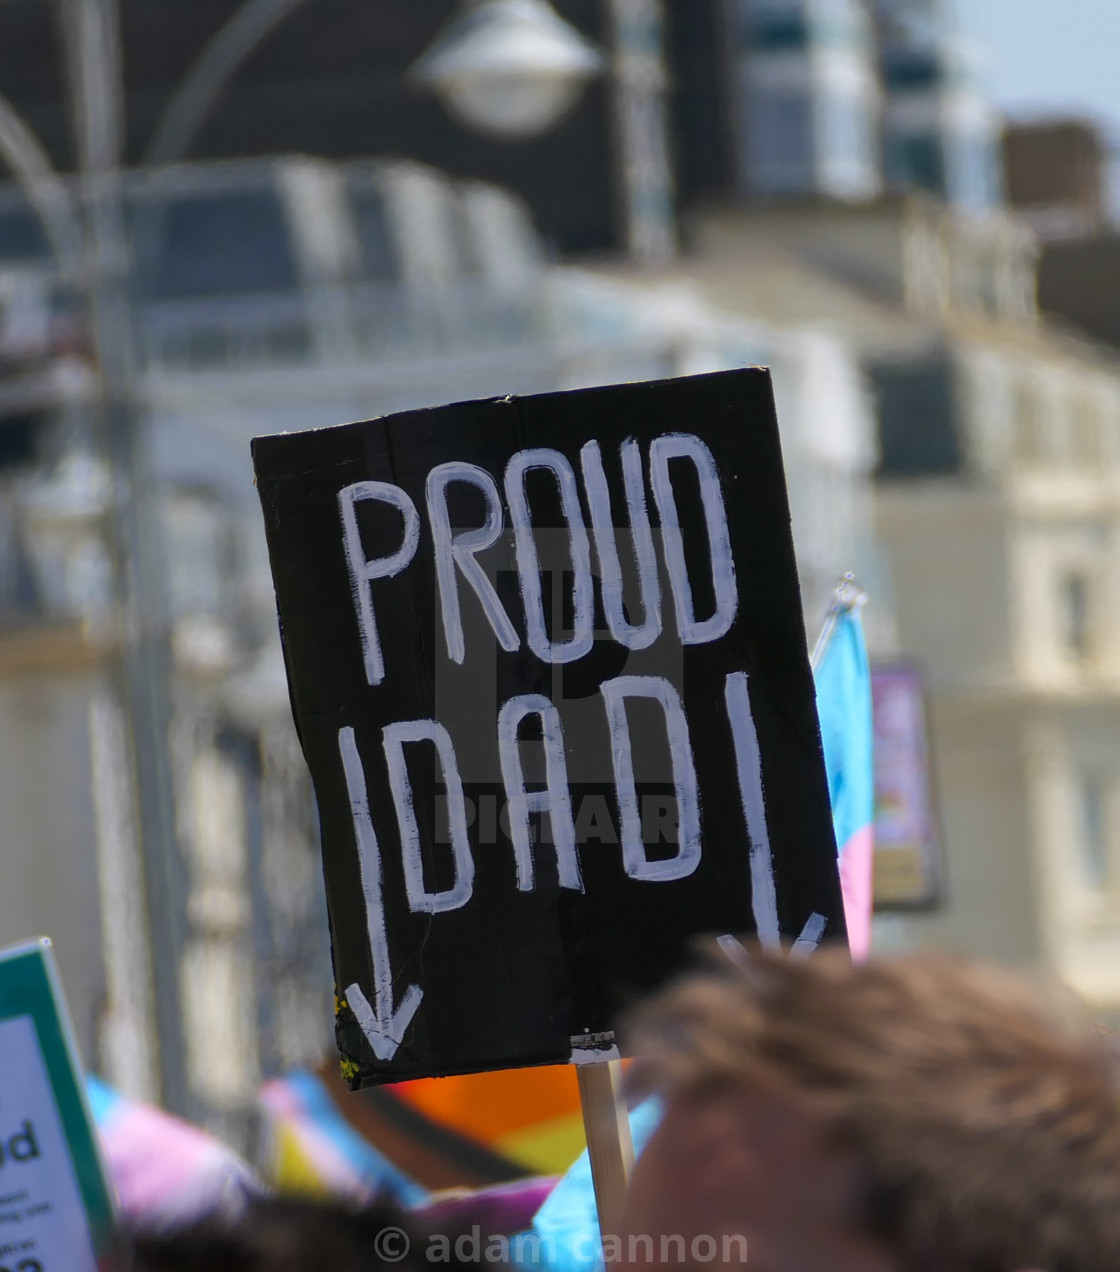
[874, 316, 1120, 1007]
[666, 4, 1120, 1017]
[0, 0, 1004, 254]
[4, 0, 1120, 1144]
[0, 144, 878, 1143]
[1002, 118, 1120, 362]
[1004, 119, 1108, 243]
[595, 0, 1120, 1014]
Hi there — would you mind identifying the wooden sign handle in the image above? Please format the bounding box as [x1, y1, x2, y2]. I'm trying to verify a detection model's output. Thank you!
[577, 1058, 635, 1242]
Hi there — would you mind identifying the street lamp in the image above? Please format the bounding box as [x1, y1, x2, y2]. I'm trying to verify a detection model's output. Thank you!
[413, 0, 604, 141]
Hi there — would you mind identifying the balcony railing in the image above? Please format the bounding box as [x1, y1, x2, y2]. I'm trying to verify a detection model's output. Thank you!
[137, 280, 550, 373]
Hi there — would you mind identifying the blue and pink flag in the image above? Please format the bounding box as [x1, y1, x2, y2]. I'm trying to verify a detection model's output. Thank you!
[813, 600, 874, 960]
[86, 1075, 262, 1231]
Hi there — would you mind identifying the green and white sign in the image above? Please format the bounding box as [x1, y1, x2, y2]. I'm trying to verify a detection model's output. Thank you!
[0, 939, 122, 1271]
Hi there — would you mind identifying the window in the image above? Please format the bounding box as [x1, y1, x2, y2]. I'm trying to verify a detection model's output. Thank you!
[744, 88, 815, 194]
[871, 357, 963, 477]
[1077, 775, 1109, 891]
[0, 411, 40, 470]
[141, 191, 297, 299]
[1012, 378, 1047, 462]
[1070, 394, 1104, 466]
[350, 186, 400, 284]
[881, 50, 942, 92]
[0, 208, 49, 261]
[1059, 570, 1091, 664]
[738, 0, 809, 51]
[885, 131, 946, 198]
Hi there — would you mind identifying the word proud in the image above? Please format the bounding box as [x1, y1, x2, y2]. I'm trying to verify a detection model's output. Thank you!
[339, 433, 736, 685]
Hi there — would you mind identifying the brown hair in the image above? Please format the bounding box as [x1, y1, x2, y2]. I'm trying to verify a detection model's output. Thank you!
[627, 948, 1120, 1272]
[130, 1198, 477, 1272]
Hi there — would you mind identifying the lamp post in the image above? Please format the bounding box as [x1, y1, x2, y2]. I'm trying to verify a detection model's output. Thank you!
[416, 0, 675, 264]
[57, 0, 190, 1113]
[413, 0, 604, 140]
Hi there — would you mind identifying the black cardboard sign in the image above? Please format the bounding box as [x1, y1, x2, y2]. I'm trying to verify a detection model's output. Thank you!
[252, 369, 843, 1086]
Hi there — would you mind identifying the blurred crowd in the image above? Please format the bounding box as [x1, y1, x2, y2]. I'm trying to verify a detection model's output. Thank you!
[119, 949, 1120, 1271]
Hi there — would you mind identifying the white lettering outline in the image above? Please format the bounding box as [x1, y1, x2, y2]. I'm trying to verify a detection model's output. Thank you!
[649, 434, 738, 645]
[504, 448, 594, 664]
[600, 675, 701, 882]
[338, 481, 420, 687]
[426, 461, 519, 663]
[497, 693, 583, 892]
[383, 718, 475, 914]
[580, 438, 661, 650]
[724, 671, 781, 950]
[338, 726, 422, 1061]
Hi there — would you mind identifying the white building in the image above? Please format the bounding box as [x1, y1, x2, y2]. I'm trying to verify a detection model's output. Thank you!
[871, 0, 1003, 210]
[735, 0, 884, 201]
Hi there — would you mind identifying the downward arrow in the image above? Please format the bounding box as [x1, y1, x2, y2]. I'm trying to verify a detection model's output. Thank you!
[718, 913, 828, 966]
[724, 672, 831, 959]
[339, 726, 423, 1062]
[725, 671, 781, 951]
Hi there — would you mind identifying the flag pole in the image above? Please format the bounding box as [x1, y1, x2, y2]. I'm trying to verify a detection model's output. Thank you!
[576, 1057, 634, 1247]
[810, 573, 867, 672]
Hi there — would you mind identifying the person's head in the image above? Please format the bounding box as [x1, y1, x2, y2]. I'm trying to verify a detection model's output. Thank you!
[621, 948, 1120, 1272]
[130, 1197, 469, 1272]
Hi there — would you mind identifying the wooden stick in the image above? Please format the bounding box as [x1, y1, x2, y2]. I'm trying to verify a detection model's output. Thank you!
[577, 1058, 635, 1242]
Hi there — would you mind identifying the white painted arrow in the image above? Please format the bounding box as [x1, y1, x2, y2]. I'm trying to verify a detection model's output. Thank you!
[338, 726, 423, 1061]
[725, 671, 830, 957]
[725, 671, 782, 951]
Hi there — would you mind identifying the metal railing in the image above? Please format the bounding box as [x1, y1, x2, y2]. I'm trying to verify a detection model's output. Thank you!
[138, 279, 551, 372]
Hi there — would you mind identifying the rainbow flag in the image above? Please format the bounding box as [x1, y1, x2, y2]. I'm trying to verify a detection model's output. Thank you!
[392, 1064, 586, 1177]
[813, 599, 875, 959]
[259, 1062, 587, 1201]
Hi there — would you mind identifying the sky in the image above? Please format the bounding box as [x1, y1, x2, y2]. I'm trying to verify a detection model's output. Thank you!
[952, 0, 1120, 137]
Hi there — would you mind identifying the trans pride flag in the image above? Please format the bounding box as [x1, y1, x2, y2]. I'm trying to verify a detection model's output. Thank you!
[86, 1075, 261, 1230]
[259, 1070, 427, 1204]
[813, 596, 874, 960]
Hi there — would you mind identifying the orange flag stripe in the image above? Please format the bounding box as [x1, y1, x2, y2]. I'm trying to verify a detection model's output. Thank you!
[392, 1064, 582, 1145]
